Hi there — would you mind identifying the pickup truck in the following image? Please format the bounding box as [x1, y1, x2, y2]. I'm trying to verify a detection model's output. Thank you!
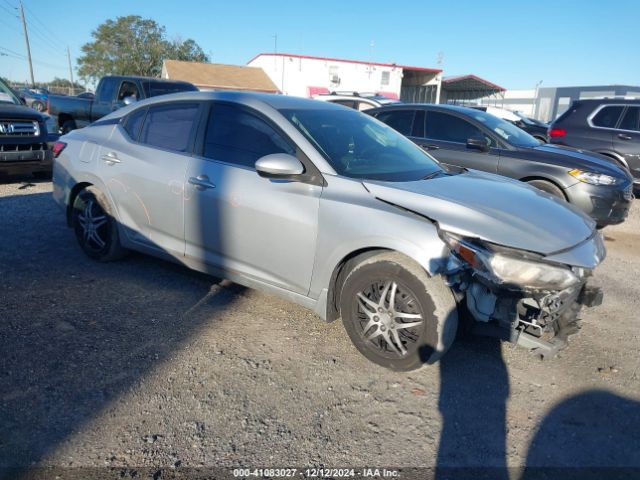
[47, 75, 197, 134]
[0, 78, 52, 177]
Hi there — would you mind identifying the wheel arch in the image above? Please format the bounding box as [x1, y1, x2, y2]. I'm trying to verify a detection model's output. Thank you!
[519, 176, 568, 200]
[594, 150, 629, 170]
[322, 244, 443, 323]
[66, 181, 93, 226]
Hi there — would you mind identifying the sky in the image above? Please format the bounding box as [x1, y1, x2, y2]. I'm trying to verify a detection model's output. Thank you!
[0, 0, 638, 90]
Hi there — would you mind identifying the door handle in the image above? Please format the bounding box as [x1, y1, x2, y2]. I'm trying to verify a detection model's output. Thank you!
[100, 152, 121, 165]
[188, 175, 216, 190]
[618, 133, 633, 140]
[421, 144, 440, 151]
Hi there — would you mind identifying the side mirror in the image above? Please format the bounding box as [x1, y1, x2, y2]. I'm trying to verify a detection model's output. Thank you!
[255, 153, 304, 179]
[466, 137, 490, 152]
[123, 95, 137, 106]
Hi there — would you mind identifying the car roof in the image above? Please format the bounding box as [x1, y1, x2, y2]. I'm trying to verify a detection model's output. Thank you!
[367, 103, 480, 115]
[105, 91, 349, 118]
[573, 98, 640, 105]
[103, 75, 194, 85]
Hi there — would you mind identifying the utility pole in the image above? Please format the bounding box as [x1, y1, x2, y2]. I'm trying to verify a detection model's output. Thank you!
[67, 46, 74, 95]
[19, 0, 35, 88]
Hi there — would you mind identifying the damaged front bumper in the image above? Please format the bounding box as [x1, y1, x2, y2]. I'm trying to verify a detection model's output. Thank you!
[440, 230, 606, 358]
[463, 277, 602, 358]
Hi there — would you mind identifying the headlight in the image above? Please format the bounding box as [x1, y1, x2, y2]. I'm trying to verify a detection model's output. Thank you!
[569, 169, 619, 186]
[441, 232, 581, 290]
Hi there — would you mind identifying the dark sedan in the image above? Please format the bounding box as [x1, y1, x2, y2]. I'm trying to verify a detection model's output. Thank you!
[367, 104, 634, 227]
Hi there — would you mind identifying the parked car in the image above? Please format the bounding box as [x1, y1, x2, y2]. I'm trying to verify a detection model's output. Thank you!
[47, 75, 198, 134]
[0, 78, 52, 177]
[53, 91, 606, 370]
[470, 106, 549, 142]
[548, 99, 640, 187]
[17, 87, 47, 112]
[367, 104, 633, 227]
[313, 91, 400, 111]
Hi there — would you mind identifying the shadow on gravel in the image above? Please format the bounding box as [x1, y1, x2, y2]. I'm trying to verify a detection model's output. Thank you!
[521, 390, 640, 479]
[433, 336, 640, 480]
[435, 337, 510, 480]
[0, 189, 243, 475]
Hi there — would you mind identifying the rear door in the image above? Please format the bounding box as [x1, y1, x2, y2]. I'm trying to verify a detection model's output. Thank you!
[98, 101, 201, 257]
[613, 106, 640, 179]
[91, 78, 119, 122]
[184, 102, 321, 295]
[421, 110, 499, 173]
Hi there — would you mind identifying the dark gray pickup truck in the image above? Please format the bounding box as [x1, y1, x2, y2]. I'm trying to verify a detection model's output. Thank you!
[47, 75, 197, 134]
[0, 78, 52, 177]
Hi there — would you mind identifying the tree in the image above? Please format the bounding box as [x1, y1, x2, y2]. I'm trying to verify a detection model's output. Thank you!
[77, 16, 209, 83]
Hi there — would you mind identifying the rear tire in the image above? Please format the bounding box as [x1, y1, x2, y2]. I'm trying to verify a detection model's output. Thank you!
[71, 186, 126, 262]
[340, 252, 457, 371]
[527, 179, 566, 200]
[60, 120, 76, 135]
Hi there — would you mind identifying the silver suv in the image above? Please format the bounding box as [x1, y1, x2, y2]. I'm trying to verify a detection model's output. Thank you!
[52, 92, 605, 370]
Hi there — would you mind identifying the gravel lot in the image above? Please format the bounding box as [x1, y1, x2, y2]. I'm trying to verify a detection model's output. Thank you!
[1, 177, 639, 478]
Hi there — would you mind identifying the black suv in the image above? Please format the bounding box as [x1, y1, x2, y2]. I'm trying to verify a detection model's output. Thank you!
[367, 104, 633, 227]
[548, 99, 640, 187]
[0, 78, 52, 177]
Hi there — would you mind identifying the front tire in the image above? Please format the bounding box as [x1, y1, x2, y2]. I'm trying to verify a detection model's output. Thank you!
[340, 252, 457, 371]
[72, 186, 126, 262]
[60, 120, 76, 135]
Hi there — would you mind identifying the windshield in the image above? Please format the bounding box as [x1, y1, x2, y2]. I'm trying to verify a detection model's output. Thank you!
[514, 111, 548, 128]
[279, 107, 442, 181]
[468, 109, 540, 148]
[0, 80, 20, 105]
[142, 81, 197, 98]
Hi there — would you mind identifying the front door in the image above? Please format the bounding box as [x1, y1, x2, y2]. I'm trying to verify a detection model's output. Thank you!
[184, 103, 321, 295]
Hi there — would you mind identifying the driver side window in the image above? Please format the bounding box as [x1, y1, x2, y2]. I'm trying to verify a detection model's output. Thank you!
[117, 81, 140, 102]
[426, 111, 489, 145]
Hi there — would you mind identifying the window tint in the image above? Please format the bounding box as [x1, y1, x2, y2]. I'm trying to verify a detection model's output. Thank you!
[619, 107, 639, 131]
[139, 103, 199, 152]
[204, 104, 295, 168]
[97, 78, 117, 103]
[375, 110, 415, 136]
[425, 111, 483, 143]
[141, 81, 197, 97]
[124, 108, 146, 141]
[592, 106, 624, 128]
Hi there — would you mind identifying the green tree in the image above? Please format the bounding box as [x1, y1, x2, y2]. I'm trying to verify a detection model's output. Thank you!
[77, 16, 209, 83]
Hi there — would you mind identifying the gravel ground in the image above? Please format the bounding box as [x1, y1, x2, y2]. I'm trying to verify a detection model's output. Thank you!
[0, 177, 639, 479]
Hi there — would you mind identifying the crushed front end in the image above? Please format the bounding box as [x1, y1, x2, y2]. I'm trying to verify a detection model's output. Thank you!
[439, 230, 606, 358]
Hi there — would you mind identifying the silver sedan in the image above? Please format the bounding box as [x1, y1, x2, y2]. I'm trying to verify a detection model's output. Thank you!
[52, 91, 605, 370]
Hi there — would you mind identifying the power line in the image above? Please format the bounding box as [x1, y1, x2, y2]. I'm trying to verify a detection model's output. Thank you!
[23, 2, 66, 46]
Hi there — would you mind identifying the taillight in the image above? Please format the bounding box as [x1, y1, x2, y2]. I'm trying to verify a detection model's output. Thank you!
[52, 141, 67, 158]
[548, 128, 566, 138]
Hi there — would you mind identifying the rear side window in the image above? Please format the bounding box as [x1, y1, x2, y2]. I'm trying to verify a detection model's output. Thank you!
[139, 103, 200, 152]
[591, 106, 624, 128]
[333, 100, 357, 109]
[425, 111, 483, 143]
[619, 107, 640, 131]
[204, 103, 295, 168]
[123, 108, 146, 141]
[375, 110, 415, 136]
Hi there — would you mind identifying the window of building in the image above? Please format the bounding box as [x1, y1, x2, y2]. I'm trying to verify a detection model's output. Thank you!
[381, 71, 390, 86]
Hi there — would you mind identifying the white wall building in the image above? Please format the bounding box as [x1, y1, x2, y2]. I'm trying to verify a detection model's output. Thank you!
[247, 53, 442, 102]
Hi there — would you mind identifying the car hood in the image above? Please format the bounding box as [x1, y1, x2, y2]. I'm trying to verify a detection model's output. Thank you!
[0, 103, 45, 121]
[364, 170, 595, 255]
[516, 143, 628, 179]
